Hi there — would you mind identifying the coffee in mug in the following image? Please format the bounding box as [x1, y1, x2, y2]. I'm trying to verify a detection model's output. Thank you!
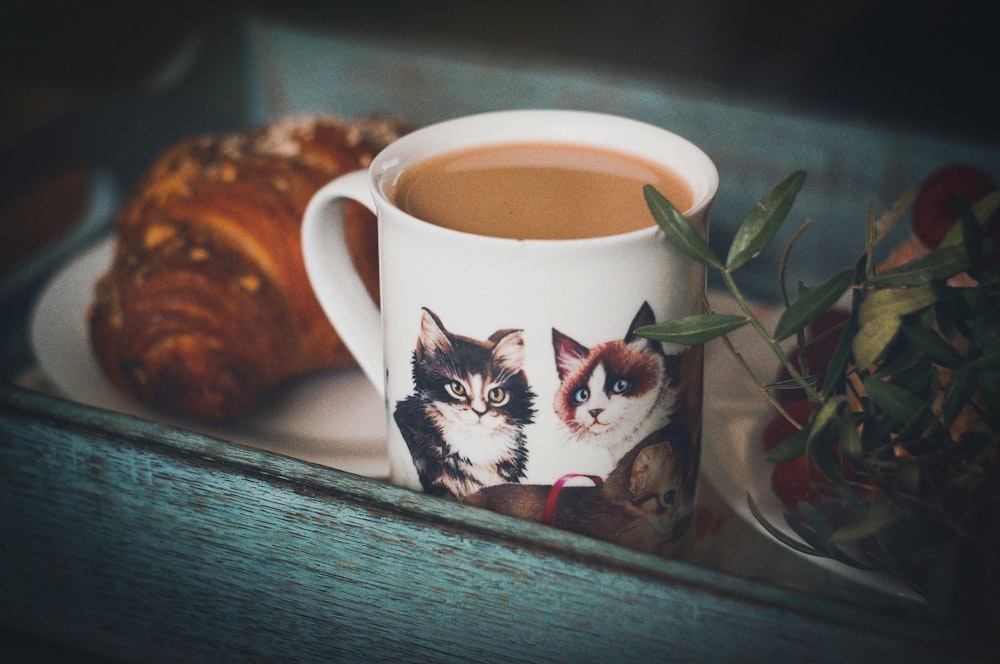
[393, 142, 694, 239]
[302, 110, 718, 558]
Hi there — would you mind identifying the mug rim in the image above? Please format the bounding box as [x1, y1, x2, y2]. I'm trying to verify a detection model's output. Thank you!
[368, 109, 719, 245]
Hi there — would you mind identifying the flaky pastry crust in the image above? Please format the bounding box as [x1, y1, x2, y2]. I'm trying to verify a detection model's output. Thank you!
[89, 115, 404, 420]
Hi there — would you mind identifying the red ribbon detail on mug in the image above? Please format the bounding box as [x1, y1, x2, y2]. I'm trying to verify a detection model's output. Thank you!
[541, 474, 605, 526]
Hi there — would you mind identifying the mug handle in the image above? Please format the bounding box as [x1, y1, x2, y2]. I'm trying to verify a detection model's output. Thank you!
[302, 170, 384, 398]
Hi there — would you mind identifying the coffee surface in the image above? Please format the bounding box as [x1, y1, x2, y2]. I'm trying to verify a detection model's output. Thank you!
[392, 142, 693, 240]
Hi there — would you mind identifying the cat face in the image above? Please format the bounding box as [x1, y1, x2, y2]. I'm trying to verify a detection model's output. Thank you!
[552, 302, 668, 445]
[625, 441, 689, 526]
[605, 437, 694, 552]
[413, 308, 535, 464]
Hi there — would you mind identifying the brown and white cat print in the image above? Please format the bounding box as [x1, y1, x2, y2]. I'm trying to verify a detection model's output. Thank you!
[551, 302, 682, 467]
[393, 301, 699, 555]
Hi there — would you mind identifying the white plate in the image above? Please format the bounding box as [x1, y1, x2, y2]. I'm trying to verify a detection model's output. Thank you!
[700, 293, 921, 603]
[28, 235, 389, 478]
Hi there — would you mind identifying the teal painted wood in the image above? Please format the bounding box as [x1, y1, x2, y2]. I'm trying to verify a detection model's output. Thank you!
[0, 385, 989, 662]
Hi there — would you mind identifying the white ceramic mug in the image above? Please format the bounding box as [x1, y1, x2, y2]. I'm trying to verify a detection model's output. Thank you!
[302, 109, 718, 556]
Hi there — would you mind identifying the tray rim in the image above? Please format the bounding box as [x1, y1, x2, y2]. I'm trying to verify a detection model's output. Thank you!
[2, 383, 990, 661]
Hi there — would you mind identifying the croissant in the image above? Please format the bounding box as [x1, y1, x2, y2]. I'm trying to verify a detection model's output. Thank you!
[89, 115, 404, 420]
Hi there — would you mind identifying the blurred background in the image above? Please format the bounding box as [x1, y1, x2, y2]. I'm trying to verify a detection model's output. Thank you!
[2, 0, 997, 146]
[1, 0, 997, 319]
[1, 0, 998, 298]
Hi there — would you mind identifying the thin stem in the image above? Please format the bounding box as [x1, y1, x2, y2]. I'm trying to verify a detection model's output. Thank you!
[780, 221, 814, 395]
[864, 205, 877, 279]
[723, 330, 803, 429]
[720, 267, 824, 405]
[703, 295, 802, 428]
[779, 220, 812, 308]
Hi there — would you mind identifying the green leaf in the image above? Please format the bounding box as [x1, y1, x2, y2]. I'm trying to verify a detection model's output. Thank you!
[830, 501, 900, 542]
[869, 245, 971, 287]
[773, 268, 854, 341]
[853, 314, 902, 368]
[977, 371, 1000, 429]
[791, 505, 872, 568]
[967, 352, 1000, 371]
[971, 318, 1000, 354]
[766, 376, 820, 393]
[900, 325, 964, 368]
[765, 423, 810, 463]
[822, 309, 857, 397]
[863, 377, 924, 425]
[808, 432, 847, 486]
[748, 494, 870, 569]
[940, 366, 974, 428]
[799, 400, 845, 486]
[959, 199, 984, 274]
[726, 170, 806, 271]
[808, 397, 846, 443]
[746, 493, 827, 557]
[852, 284, 937, 367]
[818, 294, 860, 397]
[634, 314, 748, 345]
[805, 396, 864, 471]
[858, 284, 937, 324]
[644, 185, 722, 269]
[852, 285, 936, 368]
[837, 411, 864, 460]
[939, 191, 1000, 248]
[935, 283, 977, 327]
[785, 509, 838, 553]
[805, 396, 863, 459]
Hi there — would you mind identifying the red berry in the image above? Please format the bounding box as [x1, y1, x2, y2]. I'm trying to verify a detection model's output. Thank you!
[762, 398, 811, 451]
[807, 308, 850, 344]
[911, 164, 995, 249]
[763, 401, 825, 516]
[770, 454, 826, 516]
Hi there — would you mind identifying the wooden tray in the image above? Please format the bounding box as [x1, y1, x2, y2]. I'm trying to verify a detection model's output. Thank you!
[0, 385, 984, 661]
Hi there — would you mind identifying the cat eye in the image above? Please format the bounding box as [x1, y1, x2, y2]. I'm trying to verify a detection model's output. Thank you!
[611, 379, 630, 394]
[572, 387, 590, 404]
[487, 387, 510, 407]
[444, 381, 467, 400]
[662, 490, 676, 506]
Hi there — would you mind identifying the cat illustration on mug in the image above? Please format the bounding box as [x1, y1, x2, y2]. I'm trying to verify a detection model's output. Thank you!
[552, 301, 682, 466]
[393, 307, 537, 498]
[394, 299, 692, 545]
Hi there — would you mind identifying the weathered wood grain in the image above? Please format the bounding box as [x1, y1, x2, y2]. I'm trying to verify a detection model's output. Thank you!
[0, 385, 989, 662]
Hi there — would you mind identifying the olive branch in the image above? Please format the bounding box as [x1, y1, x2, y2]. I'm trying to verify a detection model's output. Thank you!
[639, 171, 1000, 625]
